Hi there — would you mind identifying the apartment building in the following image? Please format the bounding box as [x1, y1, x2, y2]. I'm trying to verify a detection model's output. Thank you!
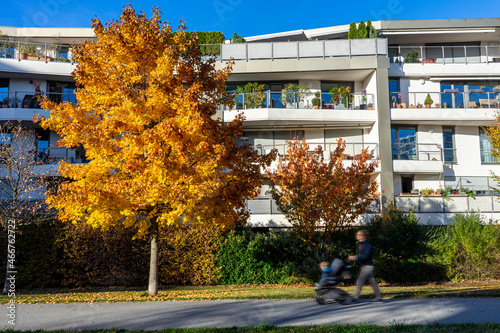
[1, 19, 499, 224]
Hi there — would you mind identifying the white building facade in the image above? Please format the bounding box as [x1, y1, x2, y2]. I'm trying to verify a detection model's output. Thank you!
[1, 19, 500, 224]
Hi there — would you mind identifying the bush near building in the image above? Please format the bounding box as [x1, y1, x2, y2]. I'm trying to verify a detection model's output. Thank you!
[430, 212, 500, 281]
[1, 208, 499, 288]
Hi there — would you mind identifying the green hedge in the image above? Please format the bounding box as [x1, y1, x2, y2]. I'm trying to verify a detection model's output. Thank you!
[2, 207, 498, 289]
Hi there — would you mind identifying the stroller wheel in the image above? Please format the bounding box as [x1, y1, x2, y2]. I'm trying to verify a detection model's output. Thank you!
[315, 293, 326, 305]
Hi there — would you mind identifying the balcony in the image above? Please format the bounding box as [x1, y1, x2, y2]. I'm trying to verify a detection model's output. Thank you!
[390, 91, 499, 125]
[218, 39, 388, 62]
[0, 90, 75, 120]
[255, 141, 379, 159]
[0, 39, 74, 63]
[36, 147, 86, 165]
[392, 143, 451, 173]
[246, 197, 381, 215]
[389, 45, 500, 65]
[223, 91, 376, 127]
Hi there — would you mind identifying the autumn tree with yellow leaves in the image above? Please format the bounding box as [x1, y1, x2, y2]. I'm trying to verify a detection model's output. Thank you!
[266, 138, 379, 243]
[39, 6, 274, 296]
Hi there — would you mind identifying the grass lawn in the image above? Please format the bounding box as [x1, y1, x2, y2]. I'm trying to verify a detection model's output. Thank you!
[1, 324, 499, 332]
[2, 279, 499, 304]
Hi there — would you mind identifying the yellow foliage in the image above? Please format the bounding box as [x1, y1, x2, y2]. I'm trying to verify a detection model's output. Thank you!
[39, 6, 274, 238]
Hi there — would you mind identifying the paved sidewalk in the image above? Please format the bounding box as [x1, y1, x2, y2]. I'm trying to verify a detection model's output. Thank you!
[4, 298, 500, 330]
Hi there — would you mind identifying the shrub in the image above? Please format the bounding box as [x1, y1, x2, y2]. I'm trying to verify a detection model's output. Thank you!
[424, 94, 433, 106]
[215, 228, 358, 285]
[365, 205, 446, 283]
[348, 22, 358, 39]
[357, 21, 367, 39]
[405, 50, 419, 63]
[159, 223, 224, 286]
[430, 212, 500, 281]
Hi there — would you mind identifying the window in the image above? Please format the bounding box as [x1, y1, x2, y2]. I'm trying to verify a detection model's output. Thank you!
[389, 79, 399, 107]
[443, 127, 456, 163]
[479, 128, 498, 163]
[47, 81, 76, 104]
[321, 81, 354, 104]
[391, 127, 417, 160]
[401, 176, 414, 193]
[0, 79, 9, 106]
[241, 130, 303, 156]
[440, 82, 464, 108]
[226, 81, 298, 109]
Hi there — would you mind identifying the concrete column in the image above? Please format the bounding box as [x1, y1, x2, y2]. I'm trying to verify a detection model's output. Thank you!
[375, 63, 394, 210]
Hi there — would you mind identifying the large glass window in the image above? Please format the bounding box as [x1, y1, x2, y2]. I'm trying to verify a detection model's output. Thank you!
[443, 127, 456, 163]
[479, 128, 498, 163]
[0, 79, 9, 106]
[47, 81, 76, 104]
[392, 127, 417, 160]
[321, 81, 354, 105]
[440, 82, 464, 108]
[241, 130, 304, 156]
[441, 81, 500, 109]
[226, 81, 298, 109]
[426, 42, 480, 63]
[389, 79, 399, 107]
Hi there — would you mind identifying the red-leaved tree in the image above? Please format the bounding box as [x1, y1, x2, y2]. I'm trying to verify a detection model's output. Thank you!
[266, 138, 379, 242]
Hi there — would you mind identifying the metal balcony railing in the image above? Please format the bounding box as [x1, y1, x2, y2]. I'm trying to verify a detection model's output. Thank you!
[36, 147, 87, 165]
[0, 91, 76, 109]
[246, 197, 381, 215]
[254, 142, 379, 159]
[226, 91, 375, 111]
[389, 45, 500, 64]
[392, 142, 456, 163]
[390, 91, 500, 109]
[0, 39, 74, 63]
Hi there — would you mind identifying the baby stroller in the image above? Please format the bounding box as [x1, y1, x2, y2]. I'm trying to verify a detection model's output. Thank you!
[314, 259, 354, 305]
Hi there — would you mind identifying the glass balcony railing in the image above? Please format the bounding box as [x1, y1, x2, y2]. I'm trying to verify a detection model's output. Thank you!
[0, 39, 74, 63]
[246, 197, 381, 215]
[392, 143, 455, 162]
[390, 91, 500, 109]
[480, 150, 499, 164]
[36, 147, 87, 165]
[225, 91, 375, 111]
[254, 142, 379, 160]
[0, 91, 76, 109]
[389, 45, 500, 64]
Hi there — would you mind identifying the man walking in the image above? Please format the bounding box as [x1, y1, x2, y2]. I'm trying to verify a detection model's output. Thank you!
[349, 229, 382, 301]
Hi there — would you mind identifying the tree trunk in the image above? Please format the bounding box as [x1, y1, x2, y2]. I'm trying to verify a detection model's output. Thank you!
[148, 217, 159, 296]
[3, 250, 9, 294]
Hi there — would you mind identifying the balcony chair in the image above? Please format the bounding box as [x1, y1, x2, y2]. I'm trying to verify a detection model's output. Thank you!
[479, 99, 499, 108]
[468, 101, 478, 108]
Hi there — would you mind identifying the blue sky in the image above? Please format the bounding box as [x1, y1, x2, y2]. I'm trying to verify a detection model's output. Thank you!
[3, 0, 500, 38]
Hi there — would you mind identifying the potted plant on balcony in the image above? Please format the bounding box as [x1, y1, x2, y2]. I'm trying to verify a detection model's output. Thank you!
[435, 103, 440, 108]
[312, 93, 321, 109]
[405, 50, 419, 63]
[236, 82, 266, 109]
[2, 97, 9, 108]
[329, 86, 352, 109]
[424, 94, 433, 108]
[20, 43, 37, 60]
[420, 188, 433, 195]
[281, 83, 311, 109]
